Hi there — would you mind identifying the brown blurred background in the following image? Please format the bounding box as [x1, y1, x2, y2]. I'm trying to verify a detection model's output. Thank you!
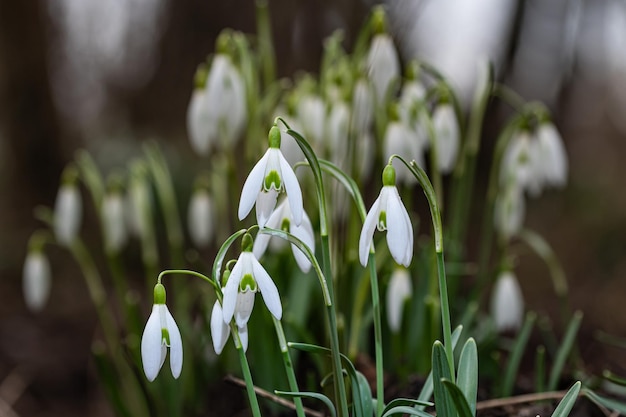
[1, 0, 626, 415]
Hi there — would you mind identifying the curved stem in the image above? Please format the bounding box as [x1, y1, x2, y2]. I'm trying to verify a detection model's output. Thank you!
[273, 317, 306, 417]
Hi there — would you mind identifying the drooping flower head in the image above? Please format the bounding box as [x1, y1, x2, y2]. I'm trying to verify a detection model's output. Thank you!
[367, 7, 400, 107]
[386, 266, 413, 333]
[141, 283, 183, 382]
[432, 101, 460, 174]
[490, 270, 524, 332]
[384, 104, 428, 184]
[222, 233, 282, 325]
[53, 165, 82, 247]
[253, 198, 315, 273]
[23, 245, 51, 313]
[210, 268, 250, 355]
[187, 175, 214, 248]
[359, 164, 413, 267]
[238, 126, 303, 228]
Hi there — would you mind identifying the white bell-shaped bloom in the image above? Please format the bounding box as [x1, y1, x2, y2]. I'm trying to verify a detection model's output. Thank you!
[23, 251, 51, 312]
[54, 184, 82, 246]
[536, 123, 568, 188]
[359, 165, 413, 267]
[186, 88, 214, 155]
[188, 188, 214, 248]
[494, 182, 526, 241]
[351, 78, 374, 135]
[490, 271, 524, 332]
[326, 101, 350, 167]
[432, 104, 460, 174]
[297, 94, 326, 147]
[367, 33, 400, 106]
[386, 267, 412, 333]
[222, 236, 282, 324]
[210, 300, 248, 355]
[102, 191, 128, 253]
[357, 131, 375, 181]
[238, 127, 303, 227]
[141, 284, 183, 382]
[253, 198, 315, 273]
[500, 131, 542, 195]
[384, 119, 427, 184]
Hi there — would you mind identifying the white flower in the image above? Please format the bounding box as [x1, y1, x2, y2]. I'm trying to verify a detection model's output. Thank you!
[432, 104, 460, 174]
[386, 267, 412, 333]
[238, 127, 303, 227]
[23, 251, 51, 312]
[359, 165, 413, 267]
[326, 101, 350, 167]
[253, 199, 315, 273]
[351, 78, 374, 135]
[500, 131, 542, 195]
[494, 182, 526, 241]
[297, 94, 326, 146]
[54, 184, 82, 246]
[222, 236, 282, 324]
[141, 284, 183, 382]
[188, 188, 214, 247]
[186, 88, 213, 155]
[536, 123, 568, 188]
[367, 33, 400, 106]
[210, 300, 248, 355]
[102, 191, 128, 253]
[490, 271, 524, 332]
[384, 119, 427, 183]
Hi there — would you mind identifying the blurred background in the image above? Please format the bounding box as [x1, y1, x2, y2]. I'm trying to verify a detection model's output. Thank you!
[1, 0, 626, 415]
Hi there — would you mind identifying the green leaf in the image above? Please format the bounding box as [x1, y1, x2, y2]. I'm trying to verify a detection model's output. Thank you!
[583, 388, 626, 415]
[457, 338, 478, 415]
[381, 406, 434, 417]
[383, 398, 433, 415]
[212, 229, 248, 295]
[442, 379, 474, 417]
[318, 159, 367, 222]
[550, 381, 581, 417]
[433, 341, 456, 417]
[75, 150, 105, 209]
[275, 391, 337, 417]
[502, 312, 536, 397]
[355, 371, 373, 417]
[548, 311, 583, 391]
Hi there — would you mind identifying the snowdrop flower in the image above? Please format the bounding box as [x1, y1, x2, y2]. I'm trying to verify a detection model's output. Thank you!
[326, 100, 350, 167]
[187, 54, 247, 155]
[384, 115, 427, 183]
[490, 270, 524, 332]
[536, 122, 568, 188]
[367, 33, 400, 106]
[222, 233, 282, 324]
[141, 283, 183, 382]
[494, 182, 526, 241]
[432, 103, 460, 174]
[187, 185, 214, 248]
[53, 168, 82, 246]
[500, 130, 542, 195]
[351, 78, 374, 135]
[238, 126, 303, 228]
[386, 267, 412, 333]
[253, 198, 315, 273]
[296, 94, 326, 147]
[23, 250, 51, 312]
[210, 299, 249, 355]
[359, 164, 413, 267]
[126, 162, 152, 239]
[102, 189, 128, 253]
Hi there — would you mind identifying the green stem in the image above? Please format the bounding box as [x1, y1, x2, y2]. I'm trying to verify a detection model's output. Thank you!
[367, 253, 385, 416]
[423, 109, 444, 211]
[273, 317, 306, 417]
[237, 342, 263, 417]
[255, 0, 276, 91]
[157, 269, 217, 290]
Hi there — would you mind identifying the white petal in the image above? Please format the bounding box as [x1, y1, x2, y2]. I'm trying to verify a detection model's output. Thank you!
[278, 152, 303, 226]
[252, 200, 286, 259]
[164, 306, 183, 379]
[102, 193, 128, 253]
[367, 34, 400, 105]
[490, 271, 524, 331]
[188, 190, 214, 247]
[538, 124, 568, 187]
[385, 187, 413, 267]
[237, 325, 249, 352]
[54, 185, 82, 246]
[235, 291, 256, 328]
[210, 301, 230, 355]
[222, 253, 244, 323]
[141, 305, 164, 381]
[186, 89, 216, 155]
[239, 150, 270, 221]
[386, 268, 413, 333]
[255, 189, 278, 228]
[250, 255, 282, 320]
[359, 194, 383, 266]
[433, 105, 460, 174]
[22, 252, 51, 312]
[290, 212, 315, 273]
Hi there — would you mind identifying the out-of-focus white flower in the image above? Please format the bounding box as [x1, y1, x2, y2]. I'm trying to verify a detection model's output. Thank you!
[494, 182, 526, 241]
[54, 183, 82, 246]
[536, 122, 568, 188]
[188, 188, 214, 248]
[253, 198, 315, 273]
[357, 131, 375, 181]
[432, 104, 460, 174]
[367, 33, 400, 106]
[359, 164, 413, 267]
[222, 234, 282, 324]
[490, 271, 524, 332]
[23, 251, 51, 312]
[351, 78, 374, 135]
[187, 54, 247, 155]
[386, 267, 413, 333]
[326, 100, 350, 167]
[384, 119, 428, 183]
[238, 126, 303, 228]
[297, 94, 326, 146]
[102, 191, 128, 253]
[141, 283, 183, 382]
[210, 299, 249, 355]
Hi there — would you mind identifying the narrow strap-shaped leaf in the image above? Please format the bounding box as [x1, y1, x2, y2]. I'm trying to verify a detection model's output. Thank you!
[355, 371, 373, 417]
[583, 388, 626, 415]
[383, 398, 433, 415]
[211, 228, 248, 296]
[381, 406, 434, 417]
[550, 381, 581, 417]
[442, 379, 474, 417]
[433, 341, 456, 417]
[548, 311, 583, 391]
[318, 159, 367, 222]
[502, 312, 536, 397]
[457, 338, 478, 415]
[276, 391, 337, 417]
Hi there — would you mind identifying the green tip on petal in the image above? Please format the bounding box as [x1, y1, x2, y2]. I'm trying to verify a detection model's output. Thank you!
[193, 63, 209, 89]
[239, 273, 258, 292]
[242, 233, 254, 252]
[161, 327, 171, 346]
[382, 164, 396, 186]
[154, 283, 166, 305]
[264, 170, 281, 190]
[268, 125, 281, 148]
